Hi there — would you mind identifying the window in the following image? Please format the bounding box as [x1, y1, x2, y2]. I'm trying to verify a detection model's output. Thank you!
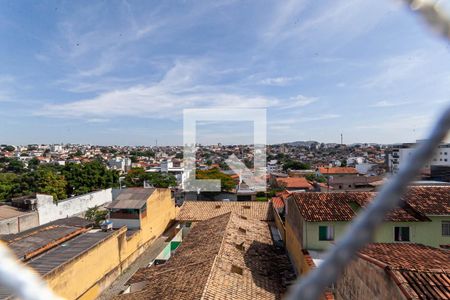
[238, 227, 246, 234]
[242, 205, 251, 209]
[394, 227, 410, 241]
[215, 205, 221, 209]
[442, 221, 450, 236]
[319, 226, 334, 241]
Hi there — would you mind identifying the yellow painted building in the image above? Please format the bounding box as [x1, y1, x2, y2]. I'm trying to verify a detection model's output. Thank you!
[38, 188, 176, 300]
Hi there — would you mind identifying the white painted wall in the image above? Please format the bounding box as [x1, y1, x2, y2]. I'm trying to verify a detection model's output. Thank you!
[36, 188, 113, 225]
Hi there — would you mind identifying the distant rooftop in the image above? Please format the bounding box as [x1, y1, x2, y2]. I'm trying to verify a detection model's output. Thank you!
[317, 167, 359, 175]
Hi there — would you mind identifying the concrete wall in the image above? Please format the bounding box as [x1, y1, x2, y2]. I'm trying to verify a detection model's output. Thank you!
[336, 256, 405, 300]
[43, 188, 177, 300]
[0, 212, 39, 234]
[36, 189, 113, 225]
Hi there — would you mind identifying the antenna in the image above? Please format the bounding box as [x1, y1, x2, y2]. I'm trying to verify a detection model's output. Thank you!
[341, 133, 343, 145]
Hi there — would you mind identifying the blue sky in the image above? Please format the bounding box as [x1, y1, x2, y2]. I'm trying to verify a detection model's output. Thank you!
[1, 0, 449, 145]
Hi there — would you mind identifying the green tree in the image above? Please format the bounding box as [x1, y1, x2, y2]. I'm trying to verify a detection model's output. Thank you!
[305, 174, 327, 183]
[6, 159, 25, 173]
[282, 160, 310, 171]
[0, 173, 19, 201]
[124, 168, 176, 188]
[33, 168, 67, 201]
[85, 206, 109, 227]
[196, 168, 235, 192]
[146, 172, 177, 188]
[63, 161, 119, 196]
[3, 145, 15, 152]
[28, 157, 40, 170]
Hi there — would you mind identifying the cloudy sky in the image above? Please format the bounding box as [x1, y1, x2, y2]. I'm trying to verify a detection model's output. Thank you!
[1, 0, 449, 145]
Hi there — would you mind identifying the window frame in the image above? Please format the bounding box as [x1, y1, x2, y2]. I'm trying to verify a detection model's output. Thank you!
[442, 221, 450, 236]
[394, 226, 410, 242]
[318, 225, 335, 241]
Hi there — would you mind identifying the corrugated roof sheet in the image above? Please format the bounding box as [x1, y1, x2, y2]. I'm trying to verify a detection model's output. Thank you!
[1, 217, 91, 243]
[106, 188, 155, 209]
[27, 231, 115, 276]
[5, 225, 84, 260]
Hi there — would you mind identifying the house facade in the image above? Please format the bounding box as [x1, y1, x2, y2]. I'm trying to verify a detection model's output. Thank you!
[284, 186, 450, 275]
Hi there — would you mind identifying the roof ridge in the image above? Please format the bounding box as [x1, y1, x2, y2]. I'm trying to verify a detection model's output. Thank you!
[200, 212, 234, 299]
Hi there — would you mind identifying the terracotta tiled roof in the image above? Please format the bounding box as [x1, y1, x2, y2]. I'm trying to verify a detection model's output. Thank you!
[358, 243, 450, 300]
[402, 186, 450, 215]
[318, 167, 358, 175]
[119, 213, 295, 300]
[291, 193, 358, 222]
[276, 177, 312, 189]
[276, 190, 291, 200]
[271, 197, 285, 209]
[349, 193, 430, 222]
[176, 201, 273, 221]
[291, 191, 434, 222]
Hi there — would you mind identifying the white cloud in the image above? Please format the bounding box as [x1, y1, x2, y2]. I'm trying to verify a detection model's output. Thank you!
[270, 113, 340, 126]
[38, 60, 278, 119]
[362, 51, 427, 89]
[369, 100, 411, 108]
[281, 95, 317, 109]
[263, 0, 395, 52]
[258, 76, 303, 86]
